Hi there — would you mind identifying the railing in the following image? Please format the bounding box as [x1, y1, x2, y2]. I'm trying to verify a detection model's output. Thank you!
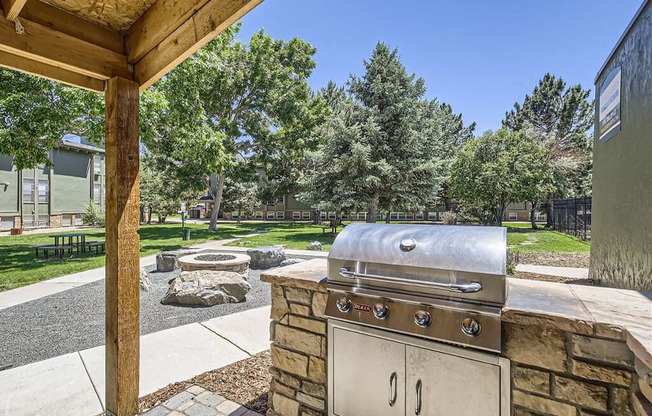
[552, 197, 592, 241]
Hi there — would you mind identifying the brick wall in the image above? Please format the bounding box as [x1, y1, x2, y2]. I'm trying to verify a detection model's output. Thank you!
[268, 283, 328, 416]
[504, 322, 646, 415]
[49, 215, 62, 228]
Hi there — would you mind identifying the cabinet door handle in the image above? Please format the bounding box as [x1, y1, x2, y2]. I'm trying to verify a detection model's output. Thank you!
[415, 379, 422, 415]
[388, 372, 398, 406]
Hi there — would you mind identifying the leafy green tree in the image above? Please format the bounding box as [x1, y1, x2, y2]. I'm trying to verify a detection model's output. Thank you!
[299, 44, 453, 222]
[144, 24, 327, 231]
[449, 129, 552, 226]
[0, 69, 103, 169]
[221, 178, 259, 222]
[139, 156, 196, 224]
[504, 73, 593, 225]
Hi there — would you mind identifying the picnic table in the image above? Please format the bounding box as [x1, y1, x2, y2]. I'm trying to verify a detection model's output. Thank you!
[50, 233, 88, 255]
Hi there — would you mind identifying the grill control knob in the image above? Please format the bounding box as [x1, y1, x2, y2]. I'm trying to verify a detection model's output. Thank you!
[373, 303, 389, 320]
[461, 318, 482, 337]
[414, 310, 432, 328]
[336, 297, 352, 313]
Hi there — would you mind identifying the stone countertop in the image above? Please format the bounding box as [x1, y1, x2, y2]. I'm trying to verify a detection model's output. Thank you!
[261, 258, 652, 367]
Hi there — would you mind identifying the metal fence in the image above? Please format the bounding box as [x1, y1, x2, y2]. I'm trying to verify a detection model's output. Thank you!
[552, 197, 592, 241]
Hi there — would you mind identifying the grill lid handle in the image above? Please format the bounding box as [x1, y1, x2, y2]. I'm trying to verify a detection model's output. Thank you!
[339, 268, 483, 294]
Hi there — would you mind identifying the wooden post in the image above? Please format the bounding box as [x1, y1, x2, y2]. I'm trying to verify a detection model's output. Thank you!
[104, 77, 140, 416]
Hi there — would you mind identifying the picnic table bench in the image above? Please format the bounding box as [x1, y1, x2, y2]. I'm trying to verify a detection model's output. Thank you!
[322, 219, 342, 235]
[34, 245, 74, 259]
[86, 241, 106, 255]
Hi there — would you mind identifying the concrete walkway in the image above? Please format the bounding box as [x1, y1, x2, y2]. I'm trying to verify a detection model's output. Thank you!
[0, 305, 272, 416]
[515, 263, 589, 279]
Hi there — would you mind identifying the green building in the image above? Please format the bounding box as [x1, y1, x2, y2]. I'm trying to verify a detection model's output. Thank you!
[0, 140, 106, 231]
[591, 0, 651, 291]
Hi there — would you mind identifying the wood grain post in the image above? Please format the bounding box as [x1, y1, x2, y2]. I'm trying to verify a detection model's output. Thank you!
[104, 77, 140, 416]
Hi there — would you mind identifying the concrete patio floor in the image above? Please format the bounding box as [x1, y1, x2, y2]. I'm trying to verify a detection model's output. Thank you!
[0, 305, 271, 416]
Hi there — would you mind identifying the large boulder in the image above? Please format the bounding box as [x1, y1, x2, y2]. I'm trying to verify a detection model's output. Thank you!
[247, 246, 286, 269]
[156, 249, 201, 272]
[140, 269, 151, 292]
[280, 258, 304, 267]
[307, 241, 322, 251]
[161, 270, 251, 306]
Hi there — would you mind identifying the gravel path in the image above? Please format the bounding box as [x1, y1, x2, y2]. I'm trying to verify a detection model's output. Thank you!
[0, 264, 275, 370]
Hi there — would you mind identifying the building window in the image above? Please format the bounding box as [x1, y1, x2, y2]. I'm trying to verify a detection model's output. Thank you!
[62, 214, 72, 227]
[93, 183, 101, 204]
[357, 212, 367, 220]
[275, 196, 285, 205]
[508, 212, 518, 221]
[416, 213, 424, 220]
[341, 213, 349, 220]
[93, 155, 103, 175]
[231, 211, 239, 219]
[276, 211, 285, 220]
[254, 211, 263, 219]
[293, 211, 301, 220]
[406, 213, 414, 220]
[390, 212, 398, 220]
[38, 179, 49, 204]
[267, 211, 275, 219]
[1, 217, 14, 230]
[74, 214, 83, 225]
[22, 178, 35, 203]
[397, 212, 406, 220]
[320, 212, 327, 220]
[328, 212, 336, 220]
[302, 211, 310, 220]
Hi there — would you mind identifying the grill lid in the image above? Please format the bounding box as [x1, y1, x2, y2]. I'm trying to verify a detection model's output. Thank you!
[328, 223, 507, 276]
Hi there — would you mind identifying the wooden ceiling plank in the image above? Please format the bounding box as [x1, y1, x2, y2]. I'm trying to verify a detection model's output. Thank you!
[20, 0, 125, 55]
[2, 0, 27, 21]
[0, 50, 105, 91]
[0, 13, 132, 80]
[125, 0, 211, 64]
[134, 0, 263, 91]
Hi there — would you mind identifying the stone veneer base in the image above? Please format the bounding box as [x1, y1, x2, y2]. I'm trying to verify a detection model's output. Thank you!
[261, 259, 652, 416]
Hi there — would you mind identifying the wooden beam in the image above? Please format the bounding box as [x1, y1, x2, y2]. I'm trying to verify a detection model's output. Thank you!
[2, 0, 27, 21]
[0, 50, 104, 91]
[125, 0, 211, 64]
[0, 12, 131, 80]
[20, 0, 125, 55]
[104, 77, 140, 416]
[134, 0, 263, 91]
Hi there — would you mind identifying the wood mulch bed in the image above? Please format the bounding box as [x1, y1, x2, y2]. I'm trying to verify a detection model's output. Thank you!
[518, 252, 590, 268]
[139, 350, 271, 414]
[511, 271, 595, 285]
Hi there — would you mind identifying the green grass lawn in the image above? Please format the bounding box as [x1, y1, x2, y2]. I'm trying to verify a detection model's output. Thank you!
[0, 220, 589, 292]
[0, 222, 252, 292]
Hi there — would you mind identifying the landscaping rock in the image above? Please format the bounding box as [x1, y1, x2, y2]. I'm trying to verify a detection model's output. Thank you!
[307, 241, 322, 251]
[247, 246, 286, 269]
[161, 270, 251, 306]
[156, 249, 202, 272]
[140, 269, 151, 292]
[280, 259, 304, 267]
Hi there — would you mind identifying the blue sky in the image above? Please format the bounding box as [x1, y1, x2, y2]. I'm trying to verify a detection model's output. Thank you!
[237, 0, 643, 134]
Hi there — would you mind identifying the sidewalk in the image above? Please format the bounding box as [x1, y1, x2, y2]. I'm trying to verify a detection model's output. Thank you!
[0, 305, 272, 416]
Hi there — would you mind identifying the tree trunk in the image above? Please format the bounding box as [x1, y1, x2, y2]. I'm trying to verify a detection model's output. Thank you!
[385, 210, 391, 224]
[546, 194, 554, 228]
[208, 172, 226, 232]
[366, 194, 379, 223]
[237, 209, 241, 223]
[530, 201, 538, 230]
[146, 205, 152, 225]
[494, 206, 505, 227]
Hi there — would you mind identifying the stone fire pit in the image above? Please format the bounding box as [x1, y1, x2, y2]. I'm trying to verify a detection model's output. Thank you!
[178, 252, 250, 277]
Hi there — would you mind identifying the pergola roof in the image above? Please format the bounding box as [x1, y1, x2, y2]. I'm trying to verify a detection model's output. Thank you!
[0, 0, 263, 92]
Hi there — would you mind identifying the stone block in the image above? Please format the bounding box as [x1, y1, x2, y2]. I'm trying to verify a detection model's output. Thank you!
[296, 391, 325, 410]
[275, 324, 322, 356]
[571, 335, 634, 366]
[161, 270, 251, 306]
[157, 252, 179, 272]
[247, 246, 286, 268]
[300, 409, 324, 416]
[185, 402, 220, 416]
[271, 284, 290, 321]
[194, 391, 226, 407]
[289, 303, 312, 316]
[215, 400, 248, 416]
[273, 393, 300, 416]
[612, 387, 635, 416]
[635, 358, 652, 403]
[289, 315, 326, 335]
[513, 366, 550, 395]
[512, 390, 576, 416]
[272, 379, 297, 398]
[311, 292, 328, 318]
[301, 381, 326, 398]
[186, 385, 206, 395]
[571, 360, 633, 386]
[272, 345, 308, 377]
[503, 323, 567, 372]
[553, 376, 608, 411]
[286, 287, 312, 305]
[308, 357, 326, 383]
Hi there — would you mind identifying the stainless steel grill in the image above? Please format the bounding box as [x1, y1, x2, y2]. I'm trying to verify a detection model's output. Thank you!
[326, 223, 510, 416]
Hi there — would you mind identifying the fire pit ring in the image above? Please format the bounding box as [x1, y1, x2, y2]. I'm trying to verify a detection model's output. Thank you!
[178, 251, 250, 276]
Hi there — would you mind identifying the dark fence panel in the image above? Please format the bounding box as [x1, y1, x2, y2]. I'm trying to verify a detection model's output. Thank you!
[552, 197, 592, 241]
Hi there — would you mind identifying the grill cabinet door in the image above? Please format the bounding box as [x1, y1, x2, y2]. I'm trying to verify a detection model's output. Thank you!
[406, 345, 501, 416]
[331, 327, 406, 416]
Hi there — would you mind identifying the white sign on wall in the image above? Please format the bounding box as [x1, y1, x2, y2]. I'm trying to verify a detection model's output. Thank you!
[598, 67, 621, 142]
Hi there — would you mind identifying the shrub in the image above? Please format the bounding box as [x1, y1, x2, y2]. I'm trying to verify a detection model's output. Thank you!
[440, 211, 457, 225]
[82, 200, 105, 227]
